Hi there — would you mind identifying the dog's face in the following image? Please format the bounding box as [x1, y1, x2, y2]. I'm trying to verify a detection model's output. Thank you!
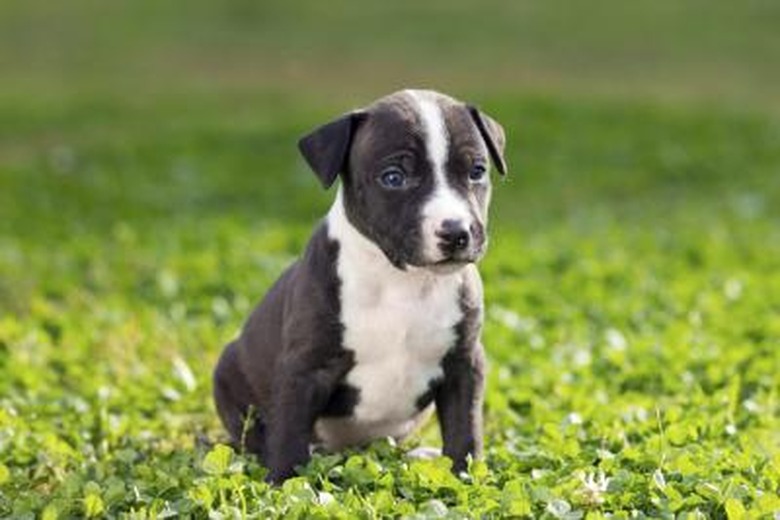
[299, 89, 507, 271]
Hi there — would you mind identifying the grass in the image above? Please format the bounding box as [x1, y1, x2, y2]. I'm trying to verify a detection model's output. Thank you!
[1, 1, 780, 518]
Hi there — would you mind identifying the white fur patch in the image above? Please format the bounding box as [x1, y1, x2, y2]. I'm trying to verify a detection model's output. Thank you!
[315, 190, 464, 450]
[405, 90, 473, 263]
[407, 90, 448, 176]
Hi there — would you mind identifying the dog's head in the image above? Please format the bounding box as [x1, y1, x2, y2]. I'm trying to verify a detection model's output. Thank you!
[299, 89, 507, 272]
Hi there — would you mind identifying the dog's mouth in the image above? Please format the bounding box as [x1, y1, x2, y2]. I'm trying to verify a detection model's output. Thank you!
[397, 254, 473, 274]
[421, 247, 486, 273]
[382, 236, 486, 273]
[434, 256, 474, 267]
[424, 259, 472, 275]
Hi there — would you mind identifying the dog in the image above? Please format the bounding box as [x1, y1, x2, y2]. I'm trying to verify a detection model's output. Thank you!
[213, 89, 507, 483]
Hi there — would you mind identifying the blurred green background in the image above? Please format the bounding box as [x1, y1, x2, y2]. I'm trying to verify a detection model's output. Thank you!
[1, 1, 779, 517]
[2, 0, 780, 104]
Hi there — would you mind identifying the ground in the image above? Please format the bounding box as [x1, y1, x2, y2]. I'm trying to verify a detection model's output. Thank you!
[1, 1, 779, 518]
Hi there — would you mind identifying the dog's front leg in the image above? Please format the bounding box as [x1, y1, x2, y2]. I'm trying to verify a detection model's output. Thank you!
[434, 344, 485, 474]
[264, 372, 319, 483]
[264, 357, 348, 483]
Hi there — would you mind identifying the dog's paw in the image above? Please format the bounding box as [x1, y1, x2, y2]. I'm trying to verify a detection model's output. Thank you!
[405, 446, 442, 460]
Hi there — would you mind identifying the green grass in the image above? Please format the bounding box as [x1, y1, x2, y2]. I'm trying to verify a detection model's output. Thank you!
[2, 1, 780, 518]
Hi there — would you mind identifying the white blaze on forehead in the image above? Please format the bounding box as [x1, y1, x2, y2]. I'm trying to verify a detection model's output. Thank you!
[405, 89, 449, 178]
[405, 89, 473, 262]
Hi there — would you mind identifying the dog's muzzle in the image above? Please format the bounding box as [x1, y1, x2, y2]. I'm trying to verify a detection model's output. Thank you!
[435, 219, 485, 264]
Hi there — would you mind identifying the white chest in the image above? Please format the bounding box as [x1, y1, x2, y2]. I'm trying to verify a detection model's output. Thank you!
[340, 269, 463, 422]
[315, 196, 467, 448]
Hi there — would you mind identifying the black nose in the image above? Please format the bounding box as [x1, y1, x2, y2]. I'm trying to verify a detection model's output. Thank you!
[436, 219, 470, 252]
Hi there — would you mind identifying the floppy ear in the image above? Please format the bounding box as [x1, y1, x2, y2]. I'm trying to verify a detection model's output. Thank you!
[467, 105, 507, 176]
[298, 111, 365, 189]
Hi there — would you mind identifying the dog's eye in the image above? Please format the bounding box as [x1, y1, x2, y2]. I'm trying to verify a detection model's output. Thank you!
[380, 167, 407, 189]
[469, 163, 487, 182]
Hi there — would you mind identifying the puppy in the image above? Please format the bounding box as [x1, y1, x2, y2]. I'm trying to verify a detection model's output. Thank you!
[213, 89, 507, 483]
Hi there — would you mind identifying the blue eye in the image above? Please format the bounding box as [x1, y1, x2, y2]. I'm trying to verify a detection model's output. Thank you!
[380, 167, 406, 189]
[469, 163, 487, 182]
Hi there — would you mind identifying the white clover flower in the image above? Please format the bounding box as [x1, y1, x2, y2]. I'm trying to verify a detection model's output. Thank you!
[317, 491, 335, 505]
[605, 328, 627, 351]
[580, 470, 611, 505]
